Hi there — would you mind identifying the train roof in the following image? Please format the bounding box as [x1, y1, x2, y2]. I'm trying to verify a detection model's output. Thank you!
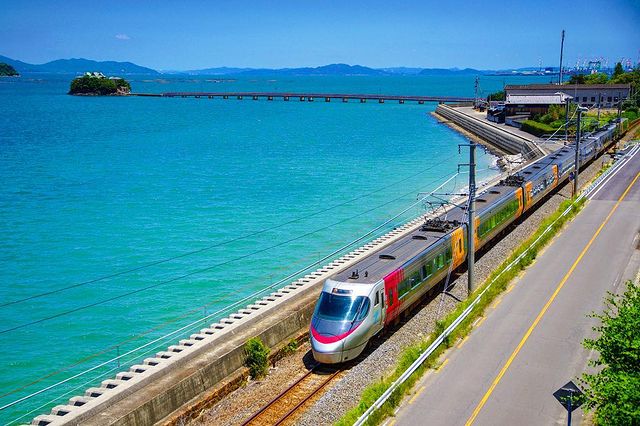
[332, 178, 520, 285]
[330, 124, 616, 286]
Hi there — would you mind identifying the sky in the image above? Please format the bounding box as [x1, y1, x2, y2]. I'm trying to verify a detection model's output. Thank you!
[1, 0, 639, 71]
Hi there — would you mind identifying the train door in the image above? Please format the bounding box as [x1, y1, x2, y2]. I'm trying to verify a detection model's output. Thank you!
[451, 227, 466, 268]
[524, 181, 533, 209]
[371, 283, 385, 334]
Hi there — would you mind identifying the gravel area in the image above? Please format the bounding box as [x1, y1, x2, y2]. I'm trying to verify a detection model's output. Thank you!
[187, 342, 319, 426]
[187, 150, 610, 426]
[297, 154, 608, 426]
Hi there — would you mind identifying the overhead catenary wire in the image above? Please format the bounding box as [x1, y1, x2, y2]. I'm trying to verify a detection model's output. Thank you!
[0, 171, 469, 412]
[0, 157, 457, 309]
[0, 170, 461, 336]
[0, 165, 485, 403]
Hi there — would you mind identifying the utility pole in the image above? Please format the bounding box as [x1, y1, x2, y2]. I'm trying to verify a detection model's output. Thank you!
[459, 142, 477, 294]
[474, 76, 479, 109]
[559, 30, 565, 84]
[565, 97, 570, 144]
[573, 107, 587, 197]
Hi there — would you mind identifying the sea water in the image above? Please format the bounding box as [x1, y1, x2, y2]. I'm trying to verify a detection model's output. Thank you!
[0, 73, 549, 422]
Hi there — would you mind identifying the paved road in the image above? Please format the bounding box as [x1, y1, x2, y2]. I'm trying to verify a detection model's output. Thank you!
[395, 147, 640, 426]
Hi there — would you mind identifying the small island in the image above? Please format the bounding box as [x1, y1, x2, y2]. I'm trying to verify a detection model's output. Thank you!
[69, 72, 131, 95]
[0, 62, 19, 76]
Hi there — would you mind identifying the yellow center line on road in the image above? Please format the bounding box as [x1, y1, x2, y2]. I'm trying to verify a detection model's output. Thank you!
[465, 171, 640, 426]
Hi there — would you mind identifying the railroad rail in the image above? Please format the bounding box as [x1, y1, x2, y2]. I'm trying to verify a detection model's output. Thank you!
[130, 92, 475, 104]
[241, 365, 341, 426]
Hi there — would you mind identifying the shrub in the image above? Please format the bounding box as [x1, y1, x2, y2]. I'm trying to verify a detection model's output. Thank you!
[581, 281, 640, 425]
[521, 120, 557, 136]
[282, 338, 299, 355]
[245, 337, 270, 379]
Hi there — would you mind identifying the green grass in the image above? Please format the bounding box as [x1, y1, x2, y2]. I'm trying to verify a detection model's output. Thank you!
[335, 197, 587, 426]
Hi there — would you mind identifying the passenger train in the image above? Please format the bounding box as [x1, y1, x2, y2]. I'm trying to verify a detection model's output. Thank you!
[310, 123, 618, 363]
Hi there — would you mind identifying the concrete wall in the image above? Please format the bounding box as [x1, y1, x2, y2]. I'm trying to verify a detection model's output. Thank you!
[435, 104, 546, 160]
[32, 207, 452, 426]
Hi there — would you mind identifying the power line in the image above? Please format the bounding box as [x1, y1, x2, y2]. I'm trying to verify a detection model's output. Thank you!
[1, 158, 456, 309]
[0, 164, 476, 401]
[1, 171, 468, 411]
[0, 168, 466, 336]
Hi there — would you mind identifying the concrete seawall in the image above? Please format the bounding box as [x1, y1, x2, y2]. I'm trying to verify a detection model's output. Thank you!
[32, 209, 459, 426]
[435, 104, 548, 160]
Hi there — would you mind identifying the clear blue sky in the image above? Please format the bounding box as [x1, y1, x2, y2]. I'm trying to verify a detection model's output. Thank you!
[2, 0, 639, 70]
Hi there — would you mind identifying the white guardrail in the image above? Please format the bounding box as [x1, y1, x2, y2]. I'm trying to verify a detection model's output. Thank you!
[353, 144, 640, 426]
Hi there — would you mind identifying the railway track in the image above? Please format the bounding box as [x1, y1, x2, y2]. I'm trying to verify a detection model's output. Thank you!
[241, 365, 341, 426]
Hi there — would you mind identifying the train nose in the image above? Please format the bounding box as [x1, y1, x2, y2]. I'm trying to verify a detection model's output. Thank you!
[310, 333, 345, 364]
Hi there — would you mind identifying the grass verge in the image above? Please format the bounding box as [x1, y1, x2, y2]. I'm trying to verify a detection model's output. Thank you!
[335, 196, 587, 426]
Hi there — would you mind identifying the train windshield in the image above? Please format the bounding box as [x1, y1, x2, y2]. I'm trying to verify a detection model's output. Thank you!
[314, 292, 367, 322]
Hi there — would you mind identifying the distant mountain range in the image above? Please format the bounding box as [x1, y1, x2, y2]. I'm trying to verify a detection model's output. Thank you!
[0, 55, 159, 75]
[0, 54, 553, 77]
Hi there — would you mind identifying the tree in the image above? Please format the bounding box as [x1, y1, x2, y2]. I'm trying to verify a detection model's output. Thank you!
[568, 74, 586, 85]
[0, 62, 19, 76]
[581, 281, 640, 425]
[584, 72, 609, 85]
[486, 90, 505, 102]
[613, 62, 624, 79]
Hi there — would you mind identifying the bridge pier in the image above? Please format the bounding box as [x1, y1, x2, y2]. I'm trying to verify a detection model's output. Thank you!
[252, 95, 258, 100]
[418, 100, 424, 105]
[284, 96, 289, 101]
[268, 96, 273, 101]
[237, 95, 243, 100]
[300, 96, 305, 101]
[223, 95, 229, 99]
[399, 99, 404, 104]
[343, 98, 348, 103]
[360, 98, 366, 103]
[325, 97, 330, 102]
[308, 97, 314, 102]
[379, 99, 384, 104]
[195, 95, 201, 99]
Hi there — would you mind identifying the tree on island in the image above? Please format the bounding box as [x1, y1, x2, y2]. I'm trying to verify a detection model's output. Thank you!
[69, 72, 131, 95]
[0, 62, 19, 76]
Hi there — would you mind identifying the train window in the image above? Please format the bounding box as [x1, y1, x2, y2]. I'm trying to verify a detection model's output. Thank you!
[388, 290, 394, 306]
[437, 254, 444, 269]
[446, 248, 452, 263]
[398, 279, 411, 298]
[458, 240, 463, 253]
[410, 272, 421, 288]
[421, 264, 428, 279]
[355, 298, 370, 322]
[374, 292, 379, 306]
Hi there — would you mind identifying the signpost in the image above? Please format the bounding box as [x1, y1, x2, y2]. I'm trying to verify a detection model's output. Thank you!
[553, 380, 585, 426]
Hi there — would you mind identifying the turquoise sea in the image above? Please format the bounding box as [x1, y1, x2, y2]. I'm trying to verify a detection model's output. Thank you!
[0, 73, 549, 423]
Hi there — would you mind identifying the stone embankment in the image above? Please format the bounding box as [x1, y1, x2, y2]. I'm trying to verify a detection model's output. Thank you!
[435, 104, 548, 160]
[32, 196, 472, 426]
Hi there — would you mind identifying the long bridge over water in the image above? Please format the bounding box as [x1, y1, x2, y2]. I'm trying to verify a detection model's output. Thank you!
[131, 91, 475, 104]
